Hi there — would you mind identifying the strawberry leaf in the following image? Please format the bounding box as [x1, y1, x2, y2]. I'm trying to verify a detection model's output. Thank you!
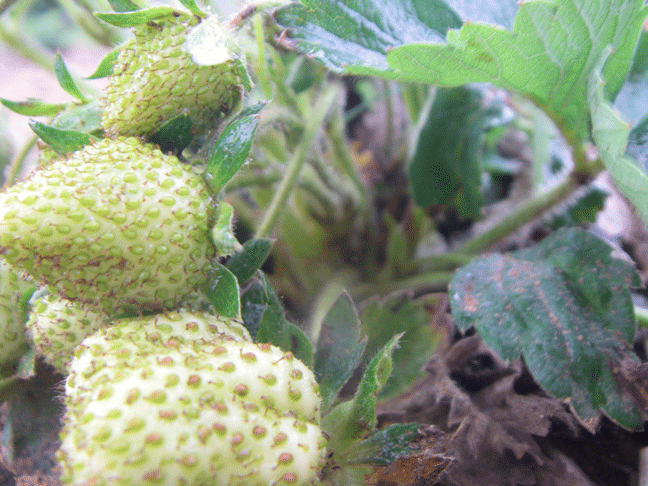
[29, 121, 96, 155]
[107, 0, 139, 12]
[344, 422, 419, 465]
[1, 98, 67, 117]
[203, 263, 241, 319]
[226, 238, 273, 285]
[95, 7, 178, 27]
[54, 53, 87, 102]
[314, 291, 366, 414]
[204, 102, 265, 196]
[86, 49, 119, 79]
[150, 114, 193, 153]
[450, 227, 642, 429]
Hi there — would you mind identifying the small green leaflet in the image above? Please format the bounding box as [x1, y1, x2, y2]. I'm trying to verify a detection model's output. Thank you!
[314, 291, 366, 414]
[344, 422, 419, 465]
[211, 202, 238, 255]
[203, 102, 265, 196]
[450, 228, 642, 429]
[29, 121, 96, 155]
[202, 263, 241, 319]
[150, 114, 193, 153]
[225, 238, 273, 285]
[86, 49, 119, 80]
[177, 0, 205, 17]
[1, 99, 67, 117]
[95, 7, 178, 27]
[107, 0, 140, 12]
[54, 53, 87, 102]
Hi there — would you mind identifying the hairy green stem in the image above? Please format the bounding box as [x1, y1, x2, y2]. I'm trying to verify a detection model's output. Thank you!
[253, 14, 273, 100]
[352, 270, 454, 301]
[255, 85, 339, 238]
[0, 24, 54, 72]
[457, 176, 579, 254]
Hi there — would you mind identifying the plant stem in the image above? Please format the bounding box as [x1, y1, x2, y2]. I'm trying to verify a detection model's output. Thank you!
[253, 14, 273, 100]
[636, 306, 648, 329]
[255, 85, 339, 238]
[0, 24, 54, 72]
[352, 270, 454, 301]
[5, 134, 38, 187]
[456, 176, 578, 254]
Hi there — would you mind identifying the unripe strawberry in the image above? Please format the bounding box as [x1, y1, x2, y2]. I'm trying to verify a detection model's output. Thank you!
[102, 12, 249, 138]
[0, 258, 34, 367]
[0, 137, 215, 314]
[26, 294, 108, 373]
[58, 311, 327, 485]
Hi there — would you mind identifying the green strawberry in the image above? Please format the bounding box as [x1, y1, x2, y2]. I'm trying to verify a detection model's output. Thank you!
[0, 137, 215, 314]
[0, 258, 34, 368]
[26, 294, 108, 373]
[58, 311, 327, 485]
[102, 12, 249, 138]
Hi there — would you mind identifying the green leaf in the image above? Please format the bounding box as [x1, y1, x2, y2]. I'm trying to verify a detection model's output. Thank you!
[54, 53, 87, 102]
[546, 186, 608, 230]
[0, 98, 67, 117]
[387, 0, 647, 142]
[323, 333, 402, 454]
[273, 0, 460, 74]
[314, 291, 366, 414]
[448, 0, 518, 30]
[589, 50, 648, 229]
[630, 27, 648, 77]
[202, 263, 241, 319]
[409, 85, 510, 217]
[203, 103, 265, 195]
[359, 293, 440, 400]
[150, 114, 193, 153]
[449, 228, 642, 429]
[107, 0, 140, 12]
[344, 422, 419, 465]
[254, 274, 313, 367]
[95, 7, 178, 27]
[178, 0, 205, 17]
[226, 238, 273, 285]
[86, 49, 119, 79]
[29, 121, 96, 155]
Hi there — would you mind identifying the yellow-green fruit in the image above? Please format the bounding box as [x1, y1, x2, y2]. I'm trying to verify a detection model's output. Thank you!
[58, 311, 327, 485]
[0, 137, 215, 314]
[26, 294, 108, 372]
[0, 258, 33, 366]
[102, 13, 249, 138]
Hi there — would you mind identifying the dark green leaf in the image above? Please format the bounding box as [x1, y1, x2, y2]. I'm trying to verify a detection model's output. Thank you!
[95, 7, 177, 27]
[240, 279, 268, 338]
[86, 49, 119, 79]
[204, 103, 265, 195]
[345, 423, 419, 465]
[54, 53, 87, 102]
[1, 98, 67, 117]
[29, 121, 96, 155]
[409, 85, 509, 217]
[202, 263, 241, 319]
[177, 0, 205, 17]
[107, 0, 140, 12]
[630, 28, 648, 77]
[150, 114, 193, 153]
[314, 291, 366, 413]
[546, 186, 608, 230]
[226, 238, 273, 285]
[254, 274, 313, 367]
[450, 228, 642, 429]
[274, 0, 460, 74]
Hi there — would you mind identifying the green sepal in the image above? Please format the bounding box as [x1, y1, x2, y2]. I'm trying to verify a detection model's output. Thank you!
[177, 0, 205, 17]
[211, 202, 239, 256]
[95, 7, 178, 27]
[202, 262, 241, 319]
[29, 121, 97, 155]
[1, 98, 67, 117]
[226, 238, 273, 285]
[86, 49, 119, 79]
[54, 53, 87, 102]
[314, 291, 366, 414]
[323, 333, 403, 456]
[107, 0, 140, 12]
[149, 113, 193, 153]
[254, 273, 314, 367]
[203, 102, 265, 196]
[344, 423, 420, 466]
